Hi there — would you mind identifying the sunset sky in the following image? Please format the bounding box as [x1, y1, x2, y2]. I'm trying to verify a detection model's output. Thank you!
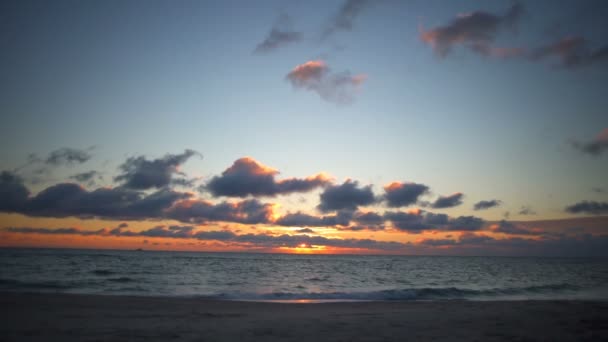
[1, 0, 607, 256]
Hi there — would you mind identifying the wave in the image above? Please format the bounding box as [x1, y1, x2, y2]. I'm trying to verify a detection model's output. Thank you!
[0, 278, 72, 290]
[211, 284, 582, 301]
[92, 269, 115, 276]
[107, 277, 135, 283]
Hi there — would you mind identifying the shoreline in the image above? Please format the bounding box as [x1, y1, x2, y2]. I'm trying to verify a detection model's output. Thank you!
[1, 292, 607, 341]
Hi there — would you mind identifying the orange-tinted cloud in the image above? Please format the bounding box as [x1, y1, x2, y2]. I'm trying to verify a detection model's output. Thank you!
[420, 2, 523, 58]
[286, 60, 366, 104]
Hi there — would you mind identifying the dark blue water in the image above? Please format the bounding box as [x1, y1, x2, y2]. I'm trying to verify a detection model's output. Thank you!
[1, 248, 607, 301]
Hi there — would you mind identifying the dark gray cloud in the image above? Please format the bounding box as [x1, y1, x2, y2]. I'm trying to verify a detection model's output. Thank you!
[518, 205, 536, 215]
[571, 128, 608, 156]
[275, 210, 352, 227]
[318, 180, 375, 212]
[114, 150, 200, 190]
[384, 210, 483, 233]
[565, 201, 608, 215]
[322, 0, 372, 40]
[5, 227, 103, 236]
[446, 216, 484, 231]
[473, 199, 501, 210]
[21, 183, 188, 220]
[0, 171, 30, 211]
[296, 228, 315, 234]
[420, 2, 523, 57]
[166, 198, 275, 225]
[254, 13, 302, 53]
[384, 210, 448, 233]
[353, 211, 384, 226]
[45, 147, 92, 166]
[286, 60, 366, 104]
[419, 233, 608, 257]
[492, 220, 535, 235]
[206, 157, 330, 198]
[531, 37, 608, 69]
[0, 171, 281, 225]
[383, 181, 429, 207]
[431, 193, 464, 209]
[69, 171, 103, 186]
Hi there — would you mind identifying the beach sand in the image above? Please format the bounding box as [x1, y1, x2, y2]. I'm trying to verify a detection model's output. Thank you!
[1, 293, 607, 341]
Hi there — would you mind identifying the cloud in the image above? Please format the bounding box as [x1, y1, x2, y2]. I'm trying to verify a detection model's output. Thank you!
[166, 198, 275, 224]
[420, 2, 523, 58]
[518, 205, 536, 215]
[318, 180, 375, 212]
[206, 157, 331, 197]
[23, 184, 189, 220]
[352, 211, 384, 226]
[5, 225, 408, 251]
[254, 13, 302, 53]
[491, 220, 535, 235]
[446, 216, 484, 231]
[565, 201, 608, 215]
[296, 228, 315, 234]
[69, 171, 103, 186]
[384, 210, 448, 233]
[114, 150, 201, 190]
[275, 210, 352, 227]
[473, 199, 501, 210]
[571, 128, 608, 156]
[322, 0, 372, 40]
[285, 60, 366, 104]
[383, 181, 429, 207]
[0, 171, 283, 225]
[431, 193, 464, 209]
[384, 209, 483, 233]
[0, 171, 30, 211]
[531, 37, 608, 69]
[45, 147, 92, 166]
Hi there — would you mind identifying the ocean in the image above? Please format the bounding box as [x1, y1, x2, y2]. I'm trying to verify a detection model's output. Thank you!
[1, 248, 607, 302]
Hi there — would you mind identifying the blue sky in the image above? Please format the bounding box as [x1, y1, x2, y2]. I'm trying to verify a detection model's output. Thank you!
[0, 0, 607, 254]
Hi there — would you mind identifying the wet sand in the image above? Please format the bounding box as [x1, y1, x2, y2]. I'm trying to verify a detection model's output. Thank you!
[1, 293, 607, 341]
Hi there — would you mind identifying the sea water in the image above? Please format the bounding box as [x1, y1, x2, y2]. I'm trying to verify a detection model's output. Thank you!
[1, 248, 607, 301]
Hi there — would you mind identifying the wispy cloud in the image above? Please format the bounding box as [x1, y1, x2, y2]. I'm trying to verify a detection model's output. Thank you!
[321, 0, 372, 40]
[69, 171, 103, 187]
[45, 147, 93, 166]
[531, 36, 608, 69]
[491, 220, 535, 235]
[571, 128, 608, 156]
[518, 205, 536, 216]
[114, 150, 201, 190]
[286, 60, 366, 104]
[420, 2, 523, 58]
[254, 13, 302, 53]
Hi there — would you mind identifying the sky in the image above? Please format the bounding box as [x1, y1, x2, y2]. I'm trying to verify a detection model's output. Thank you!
[1, 0, 607, 256]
